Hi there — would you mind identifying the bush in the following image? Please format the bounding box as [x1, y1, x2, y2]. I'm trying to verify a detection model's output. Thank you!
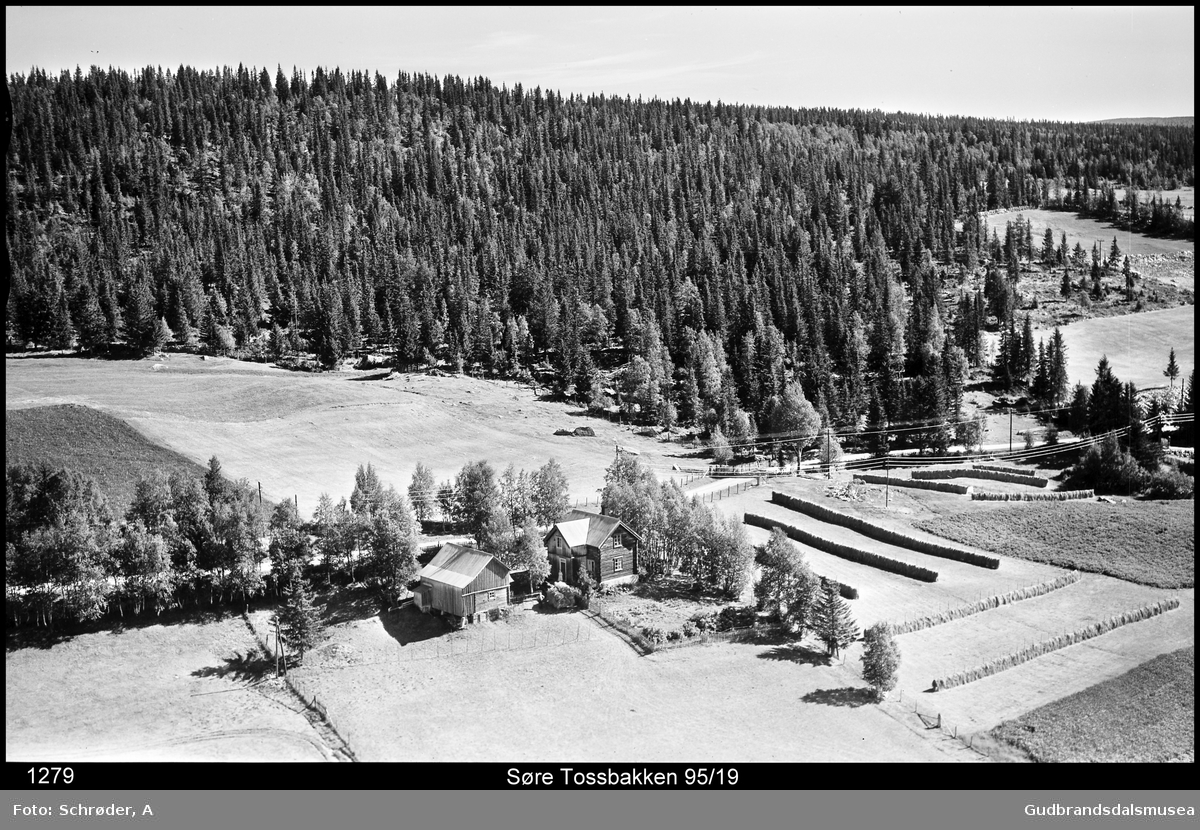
[681, 620, 699, 638]
[690, 611, 718, 632]
[1071, 434, 1150, 494]
[1144, 468, 1194, 500]
[666, 629, 683, 642]
[641, 626, 666, 645]
[839, 583, 859, 600]
[545, 581, 580, 609]
[576, 573, 596, 609]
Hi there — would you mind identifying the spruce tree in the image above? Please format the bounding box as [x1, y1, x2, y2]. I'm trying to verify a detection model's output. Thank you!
[813, 578, 858, 657]
[280, 569, 323, 663]
[1163, 348, 1180, 408]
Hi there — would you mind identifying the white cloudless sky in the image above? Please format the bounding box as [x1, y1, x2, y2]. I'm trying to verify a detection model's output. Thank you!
[6, 6, 1194, 122]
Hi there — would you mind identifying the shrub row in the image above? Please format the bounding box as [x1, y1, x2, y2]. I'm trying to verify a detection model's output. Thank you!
[853, 474, 972, 495]
[744, 513, 939, 582]
[888, 571, 1082, 635]
[770, 492, 1000, 570]
[912, 468, 1047, 487]
[970, 489, 1095, 502]
[932, 598, 1181, 691]
[972, 463, 1039, 477]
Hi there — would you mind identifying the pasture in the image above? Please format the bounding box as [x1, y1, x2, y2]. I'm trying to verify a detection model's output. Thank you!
[5, 404, 208, 511]
[5, 610, 329, 761]
[713, 479, 1193, 748]
[989, 645, 1195, 763]
[5, 354, 678, 520]
[914, 499, 1195, 588]
[247, 604, 975, 762]
[1032, 303, 1194, 392]
[982, 207, 1194, 285]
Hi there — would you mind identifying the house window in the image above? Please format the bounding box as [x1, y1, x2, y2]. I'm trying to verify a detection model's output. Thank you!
[590, 560, 597, 578]
[613, 557, 622, 572]
[487, 590, 496, 601]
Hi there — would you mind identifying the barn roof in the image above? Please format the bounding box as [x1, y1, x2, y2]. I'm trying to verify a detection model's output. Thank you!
[551, 510, 644, 548]
[419, 542, 511, 589]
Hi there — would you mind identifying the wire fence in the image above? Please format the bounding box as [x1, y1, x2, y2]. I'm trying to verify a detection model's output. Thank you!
[241, 610, 358, 761]
[892, 688, 1010, 761]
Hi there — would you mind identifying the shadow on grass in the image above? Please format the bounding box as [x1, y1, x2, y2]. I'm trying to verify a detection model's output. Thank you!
[799, 687, 874, 708]
[757, 642, 833, 666]
[379, 604, 453, 647]
[6, 605, 244, 653]
[347, 371, 392, 382]
[191, 648, 275, 684]
[319, 586, 384, 627]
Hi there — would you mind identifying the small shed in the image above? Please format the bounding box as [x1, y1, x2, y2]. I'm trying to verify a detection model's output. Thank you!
[414, 543, 512, 621]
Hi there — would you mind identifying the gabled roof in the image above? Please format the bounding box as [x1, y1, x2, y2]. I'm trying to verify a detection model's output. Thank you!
[549, 510, 643, 549]
[418, 542, 511, 589]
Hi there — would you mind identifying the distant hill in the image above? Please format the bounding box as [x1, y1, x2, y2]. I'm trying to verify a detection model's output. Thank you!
[5, 404, 208, 511]
[1094, 116, 1193, 126]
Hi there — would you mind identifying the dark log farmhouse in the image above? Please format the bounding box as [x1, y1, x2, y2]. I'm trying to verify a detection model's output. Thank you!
[414, 543, 512, 622]
[544, 510, 641, 587]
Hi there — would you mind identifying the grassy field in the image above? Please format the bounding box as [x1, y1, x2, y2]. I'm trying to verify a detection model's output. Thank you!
[913, 500, 1194, 588]
[712, 481, 1068, 630]
[890, 575, 1169, 692]
[248, 604, 976, 762]
[5, 404, 208, 511]
[5, 353, 683, 520]
[1033, 303, 1194, 392]
[882, 589, 1194, 737]
[982, 207, 1194, 280]
[713, 478, 1193, 742]
[5, 610, 329, 761]
[989, 645, 1194, 762]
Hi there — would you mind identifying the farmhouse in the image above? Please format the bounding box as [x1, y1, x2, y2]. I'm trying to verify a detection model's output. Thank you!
[413, 543, 512, 622]
[544, 510, 641, 587]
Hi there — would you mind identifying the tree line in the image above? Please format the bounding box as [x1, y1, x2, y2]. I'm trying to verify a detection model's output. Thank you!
[7, 65, 1194, 463]
[4, 455, 424, 629]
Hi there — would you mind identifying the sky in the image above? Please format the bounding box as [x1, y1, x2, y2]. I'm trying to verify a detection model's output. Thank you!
[6, 6, 1194, 122]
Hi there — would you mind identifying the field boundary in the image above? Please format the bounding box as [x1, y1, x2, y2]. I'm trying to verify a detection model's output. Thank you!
[241, 612, 357, 761]
[888, 571, 1083, 635]
[931, 598, 1181, 691]
[913, 468, 1048, 487]
[853, 474, 972, 495]
[769, 491, 1000, 569]
[972, 463, 1039, 477]
[744, 512, 939, 582]
[971, 489, 1094, 502]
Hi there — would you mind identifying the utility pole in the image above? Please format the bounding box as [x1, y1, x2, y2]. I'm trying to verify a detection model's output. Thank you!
[1009, 408, 1014, 455]
[826, 429, 832, 479]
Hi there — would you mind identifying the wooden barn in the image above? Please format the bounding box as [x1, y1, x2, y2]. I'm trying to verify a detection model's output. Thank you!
[413, 543, 512, 622]
[544, 510, 641, 587]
